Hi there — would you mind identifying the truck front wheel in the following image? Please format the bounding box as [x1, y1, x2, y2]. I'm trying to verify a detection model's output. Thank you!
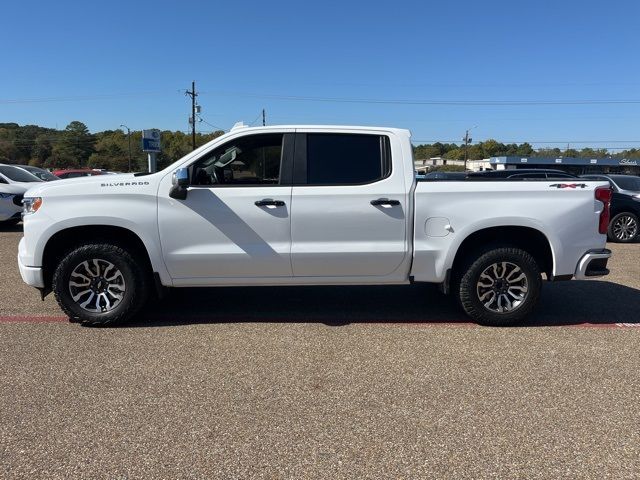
[456, 247, 541, 327]
[52, 243, 149, 326]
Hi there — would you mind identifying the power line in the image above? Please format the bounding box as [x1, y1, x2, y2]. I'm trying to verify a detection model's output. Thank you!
[4, 88, 640, 107]
[198, 117, 226, 132]
[200, 90, 640, 106]
[247, 111, 263, 127]
[0, 90, 177, 104]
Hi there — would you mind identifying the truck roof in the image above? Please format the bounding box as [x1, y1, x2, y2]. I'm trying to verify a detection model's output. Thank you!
[228, 123, 412, 136]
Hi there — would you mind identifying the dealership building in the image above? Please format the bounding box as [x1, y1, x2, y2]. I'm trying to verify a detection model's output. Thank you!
[414, 155, 640, 174]
[489, 156, 640, 175]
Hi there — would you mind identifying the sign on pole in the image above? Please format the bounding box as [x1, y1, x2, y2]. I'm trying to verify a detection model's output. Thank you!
[142, 129, 161, 172]
[142, 129, 161, 152]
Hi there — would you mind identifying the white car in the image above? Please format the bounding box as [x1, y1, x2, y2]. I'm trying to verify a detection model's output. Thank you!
[18, 124, 612, 326]
[0, 164, 43, 186]
[0, 183, 26, 225]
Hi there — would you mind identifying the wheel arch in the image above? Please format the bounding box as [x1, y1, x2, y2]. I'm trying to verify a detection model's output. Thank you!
[451, 225, 555, 281]
[42, 225, 157, 292]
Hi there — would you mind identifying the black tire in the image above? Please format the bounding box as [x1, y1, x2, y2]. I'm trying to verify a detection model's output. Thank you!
[607, 212, 639, 243]
[456, 247, 542, 327]
[52, 243, 149, 326]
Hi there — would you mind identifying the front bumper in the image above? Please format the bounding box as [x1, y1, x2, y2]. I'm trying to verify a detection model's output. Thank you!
[574, 248, 611, 280]
[18, 238, 44, 288]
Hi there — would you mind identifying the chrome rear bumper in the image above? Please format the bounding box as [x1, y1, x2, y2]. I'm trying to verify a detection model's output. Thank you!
[574, 249, 611, 280]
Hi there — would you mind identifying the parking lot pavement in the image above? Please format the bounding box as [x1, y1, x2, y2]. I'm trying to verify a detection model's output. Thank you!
[1, 227, 640, 478]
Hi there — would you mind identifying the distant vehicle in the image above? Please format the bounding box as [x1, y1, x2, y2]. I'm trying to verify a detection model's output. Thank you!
[14, 165, 60, 181]
[52, 169, 106, 179]
[0, 164, 44, 185]
[0, 183, 26, 226]
[467, 169, 578, 180]
[421, 171, 468, 180]
[417, 169, 578, 181]
[581, 174, 640, 242]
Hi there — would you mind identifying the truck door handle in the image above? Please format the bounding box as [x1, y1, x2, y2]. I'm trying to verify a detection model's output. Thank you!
[255, 199, 285, 207]
[371, 198, 400, 206]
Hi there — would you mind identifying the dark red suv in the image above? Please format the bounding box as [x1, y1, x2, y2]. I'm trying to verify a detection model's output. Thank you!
[52, 169, 106, 179]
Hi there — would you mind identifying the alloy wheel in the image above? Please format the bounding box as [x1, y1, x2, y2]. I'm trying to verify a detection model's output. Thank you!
[476, 261, 529, 313]
[68, 259, 126, 313]
[613, 215, 638, 241]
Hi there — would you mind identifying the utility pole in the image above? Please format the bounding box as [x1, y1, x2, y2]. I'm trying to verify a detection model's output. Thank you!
[185, 81, 198, 150]
[120, 124, 132, 172]
[262, 108, 266, 126]
[463, 129, 472, 171]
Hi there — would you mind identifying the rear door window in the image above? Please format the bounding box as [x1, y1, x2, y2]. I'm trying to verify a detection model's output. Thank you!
[306, 134, 390, 185]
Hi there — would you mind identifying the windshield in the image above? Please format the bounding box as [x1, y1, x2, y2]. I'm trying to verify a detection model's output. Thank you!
[611, 175, 640, 192]
[22, 166, 59, 181]
[0, 165, 42, 182]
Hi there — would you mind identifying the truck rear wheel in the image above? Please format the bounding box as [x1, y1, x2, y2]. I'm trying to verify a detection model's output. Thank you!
[52, 243, 149, 326]
[456, 247, 541, 327]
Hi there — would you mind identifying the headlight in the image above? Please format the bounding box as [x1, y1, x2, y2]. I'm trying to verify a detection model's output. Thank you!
[22, 197, 43, 216]
[633, 194, 640, 201]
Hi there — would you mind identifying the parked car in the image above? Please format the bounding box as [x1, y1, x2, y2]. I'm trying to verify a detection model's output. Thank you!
[581, 174, 640, 242]
[19, 124, 611, 327]
[467, 169, 578, 180]
[0, 164, 43, 186]
[0, 183, 27, 226]
[421, 171, 468, 180]
[14, 165, 60, 181]
[52, 169, 106, 179]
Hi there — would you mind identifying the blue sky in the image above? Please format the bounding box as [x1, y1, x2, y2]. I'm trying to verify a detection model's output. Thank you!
[2, 0, 639, 150]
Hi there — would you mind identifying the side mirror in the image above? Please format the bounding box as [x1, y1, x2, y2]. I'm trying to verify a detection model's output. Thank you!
[169, 168, 189, 200]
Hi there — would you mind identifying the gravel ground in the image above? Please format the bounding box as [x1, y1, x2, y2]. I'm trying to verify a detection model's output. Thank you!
[1, 227, 639, 479]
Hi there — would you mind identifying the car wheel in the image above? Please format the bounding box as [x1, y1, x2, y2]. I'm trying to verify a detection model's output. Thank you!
[52, 243, 149, 326]
[608, 212, 639, 243]
[456, 247, 542, 327]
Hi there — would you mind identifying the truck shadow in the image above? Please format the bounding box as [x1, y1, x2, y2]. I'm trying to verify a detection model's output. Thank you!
[0, 222, 22, 232]
[133, 280, 640, 328]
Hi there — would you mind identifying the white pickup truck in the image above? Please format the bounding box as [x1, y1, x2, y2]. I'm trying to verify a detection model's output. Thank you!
[18, 125, 612, 326]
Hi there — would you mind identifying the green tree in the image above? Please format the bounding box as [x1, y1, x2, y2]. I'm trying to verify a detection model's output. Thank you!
[480, 139, 505, 158]
[563, 148, 580, 158]
[413, 144, 441, 159]
[443, 148, 464, 160]
[515, 143, 534, 156]
[31, 134, 53, 166]
[50, 121, 95, 168]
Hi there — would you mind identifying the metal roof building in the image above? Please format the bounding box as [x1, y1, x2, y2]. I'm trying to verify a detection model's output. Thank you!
[490, 156, 639, 175]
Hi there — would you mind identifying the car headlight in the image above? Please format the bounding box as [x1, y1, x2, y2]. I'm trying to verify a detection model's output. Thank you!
[22, 197, 43, 216]
[633, 194, 640, 201]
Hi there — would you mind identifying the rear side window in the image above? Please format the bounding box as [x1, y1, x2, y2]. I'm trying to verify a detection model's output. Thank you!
[306, 134, 390, 185]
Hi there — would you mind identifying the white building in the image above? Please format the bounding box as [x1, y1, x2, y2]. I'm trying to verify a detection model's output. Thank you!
[414, 157, 495, 173]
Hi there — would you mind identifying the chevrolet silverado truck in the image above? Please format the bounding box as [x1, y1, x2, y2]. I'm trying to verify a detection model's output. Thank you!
[18, 125, 612, 326]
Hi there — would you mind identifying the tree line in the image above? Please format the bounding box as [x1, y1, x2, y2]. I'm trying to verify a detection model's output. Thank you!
[1, 121, 639, 172]
[0, 121, 224, 172]
[413, 140, 637, 161]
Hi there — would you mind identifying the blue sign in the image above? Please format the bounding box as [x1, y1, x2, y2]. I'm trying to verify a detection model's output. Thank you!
[142, 129, 161, 152]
